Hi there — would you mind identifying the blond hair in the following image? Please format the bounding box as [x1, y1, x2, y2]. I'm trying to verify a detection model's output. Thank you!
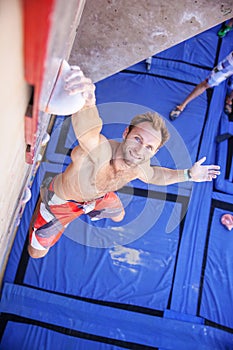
[129, 111, 170, 148]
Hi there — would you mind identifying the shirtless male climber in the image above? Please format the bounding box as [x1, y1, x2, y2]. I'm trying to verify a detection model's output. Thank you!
[28, 66, 221, 259]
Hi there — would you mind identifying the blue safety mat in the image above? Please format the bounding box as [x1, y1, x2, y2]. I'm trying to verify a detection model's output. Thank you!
[215, 112, 233, 194]
[1, 23, 233, 350]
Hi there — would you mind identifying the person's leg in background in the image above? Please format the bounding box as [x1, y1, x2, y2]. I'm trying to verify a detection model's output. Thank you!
[218, 18, 233, 38]
[224, 75, 233, 115]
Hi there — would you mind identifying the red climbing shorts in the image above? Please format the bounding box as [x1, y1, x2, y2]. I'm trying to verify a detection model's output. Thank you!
[29, 177, 124, 250]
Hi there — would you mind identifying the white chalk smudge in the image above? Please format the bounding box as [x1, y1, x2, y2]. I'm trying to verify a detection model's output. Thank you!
[109, 245, 143, 266]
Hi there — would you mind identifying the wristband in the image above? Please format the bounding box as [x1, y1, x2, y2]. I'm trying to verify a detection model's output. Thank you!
[187, 169, 192, 180]
[184, 169, 192, 181]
